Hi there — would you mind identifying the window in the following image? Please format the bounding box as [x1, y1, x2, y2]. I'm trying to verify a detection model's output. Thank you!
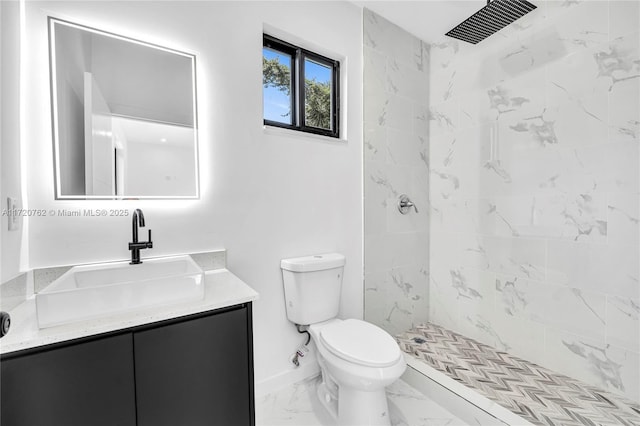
[263, 35, 340, 138]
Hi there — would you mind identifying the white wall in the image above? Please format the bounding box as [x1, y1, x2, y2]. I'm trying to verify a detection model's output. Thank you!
[1, 0, 27, 284]
[23, 1, 363, 387]
[1, 0, 4, 282]
[1, 0, 3, 283]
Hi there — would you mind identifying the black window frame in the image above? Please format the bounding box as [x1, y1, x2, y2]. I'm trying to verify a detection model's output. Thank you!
[263, 34, 340, 139]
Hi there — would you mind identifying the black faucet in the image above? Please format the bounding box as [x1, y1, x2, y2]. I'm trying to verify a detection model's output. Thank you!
[129, 209, 153, 264]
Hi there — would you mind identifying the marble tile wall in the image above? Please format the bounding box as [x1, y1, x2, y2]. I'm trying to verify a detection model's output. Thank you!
[428, 0, 639, 403]
[363, 9, 430, 335]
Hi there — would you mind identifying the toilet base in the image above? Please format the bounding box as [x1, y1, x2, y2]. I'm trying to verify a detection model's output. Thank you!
[316, 369, 339, 421]
[337, 387, 391, 426]
[315, 368, 391, 426]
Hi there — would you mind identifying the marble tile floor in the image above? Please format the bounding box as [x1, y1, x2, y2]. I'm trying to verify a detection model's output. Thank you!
[256, 375, 471, 426]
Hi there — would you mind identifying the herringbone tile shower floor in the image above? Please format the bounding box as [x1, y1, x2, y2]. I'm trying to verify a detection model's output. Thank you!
[398, 323, 640, 426]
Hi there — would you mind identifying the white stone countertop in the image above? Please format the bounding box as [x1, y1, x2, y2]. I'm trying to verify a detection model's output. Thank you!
[0, 269, 259, 355]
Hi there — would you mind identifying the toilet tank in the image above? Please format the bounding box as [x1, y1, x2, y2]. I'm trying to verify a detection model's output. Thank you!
[281, 253, 345, 325]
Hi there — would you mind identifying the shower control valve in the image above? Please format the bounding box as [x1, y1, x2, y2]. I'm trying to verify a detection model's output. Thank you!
[398, 194, 418, 215]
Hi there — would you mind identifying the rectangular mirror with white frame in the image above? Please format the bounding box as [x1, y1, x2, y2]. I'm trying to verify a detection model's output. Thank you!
[49, 18, 199, 199]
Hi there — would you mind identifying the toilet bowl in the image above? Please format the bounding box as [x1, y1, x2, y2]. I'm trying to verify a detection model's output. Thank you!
[281, 253, 406, 426]
[310, 319, 406, 426]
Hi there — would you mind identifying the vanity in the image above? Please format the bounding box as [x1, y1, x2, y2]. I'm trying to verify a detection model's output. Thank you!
[0, 265, 259, 426]
[0, 12, 259, 425]
[0, 8, 260, 425]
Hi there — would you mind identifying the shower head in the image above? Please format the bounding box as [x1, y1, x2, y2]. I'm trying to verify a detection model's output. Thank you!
[445, 0, 537, 45]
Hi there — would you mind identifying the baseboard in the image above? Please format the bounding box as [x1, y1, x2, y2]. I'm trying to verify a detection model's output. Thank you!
[254, 358, 321, 397]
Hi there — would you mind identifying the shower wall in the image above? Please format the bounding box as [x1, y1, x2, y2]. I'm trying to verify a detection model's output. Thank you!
[428, 0, 639, 402]
[363, 9, 430, 335]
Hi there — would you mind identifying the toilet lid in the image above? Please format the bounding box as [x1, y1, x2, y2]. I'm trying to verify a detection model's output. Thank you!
[319, 319, 401, 367]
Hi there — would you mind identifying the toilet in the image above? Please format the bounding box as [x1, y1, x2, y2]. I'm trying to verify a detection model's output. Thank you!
[281, 253, 406, 426]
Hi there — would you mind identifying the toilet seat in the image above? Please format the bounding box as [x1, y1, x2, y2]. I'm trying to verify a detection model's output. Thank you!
[319, 319, 401, 367]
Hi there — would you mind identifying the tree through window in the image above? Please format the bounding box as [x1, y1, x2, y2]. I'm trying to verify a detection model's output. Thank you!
[263, 35, 340, 138]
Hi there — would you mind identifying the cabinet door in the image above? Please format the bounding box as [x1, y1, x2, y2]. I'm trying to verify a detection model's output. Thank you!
[0, 333, 136, 426]
[134, 306, 253, 426]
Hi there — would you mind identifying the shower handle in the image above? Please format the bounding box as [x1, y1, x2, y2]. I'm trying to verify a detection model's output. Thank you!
[397, 195, 418, 215]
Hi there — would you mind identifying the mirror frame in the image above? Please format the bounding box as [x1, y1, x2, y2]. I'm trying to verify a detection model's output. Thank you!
[48, 17, 200, 200]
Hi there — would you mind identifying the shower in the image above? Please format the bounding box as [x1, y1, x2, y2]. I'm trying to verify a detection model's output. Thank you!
[445, 0, 537, 44]
[364, 1, 640, 423]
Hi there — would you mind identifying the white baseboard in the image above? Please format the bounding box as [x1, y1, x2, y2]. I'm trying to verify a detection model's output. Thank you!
[254, 357, 321, 397]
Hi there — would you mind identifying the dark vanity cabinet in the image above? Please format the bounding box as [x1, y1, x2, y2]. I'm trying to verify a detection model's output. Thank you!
[1, 303, 254, 426]
[134, 306, 254, 426]
[1, 333, 137, 426]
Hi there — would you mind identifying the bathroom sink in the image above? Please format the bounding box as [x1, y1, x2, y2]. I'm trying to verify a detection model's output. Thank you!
[35, 255, 204, 329]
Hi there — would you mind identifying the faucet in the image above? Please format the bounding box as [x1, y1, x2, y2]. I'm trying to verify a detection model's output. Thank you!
[129, 209, 153, 264]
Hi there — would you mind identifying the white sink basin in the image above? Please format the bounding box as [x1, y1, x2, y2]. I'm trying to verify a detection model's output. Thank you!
[35, 255, 204, 329]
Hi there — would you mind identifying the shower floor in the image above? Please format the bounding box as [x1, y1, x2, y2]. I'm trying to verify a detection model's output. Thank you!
[397, 323, 640, 426]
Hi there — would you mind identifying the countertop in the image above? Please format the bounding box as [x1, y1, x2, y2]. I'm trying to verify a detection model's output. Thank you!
[0, 269, 259, 355]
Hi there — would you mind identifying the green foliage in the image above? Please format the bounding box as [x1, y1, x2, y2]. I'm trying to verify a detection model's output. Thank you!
[263, 57, 291, 95]
[304, 78, 331, 129]
[263, 57, 331, 129]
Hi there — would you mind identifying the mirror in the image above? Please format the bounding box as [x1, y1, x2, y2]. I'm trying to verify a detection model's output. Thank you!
[49, 18, 199, 199]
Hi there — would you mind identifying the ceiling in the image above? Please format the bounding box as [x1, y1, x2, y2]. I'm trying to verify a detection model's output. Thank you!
[352, 1, 488, 43]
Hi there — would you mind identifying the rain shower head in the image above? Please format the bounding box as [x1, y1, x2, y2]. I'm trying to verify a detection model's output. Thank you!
[445, 0, 537, 45]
